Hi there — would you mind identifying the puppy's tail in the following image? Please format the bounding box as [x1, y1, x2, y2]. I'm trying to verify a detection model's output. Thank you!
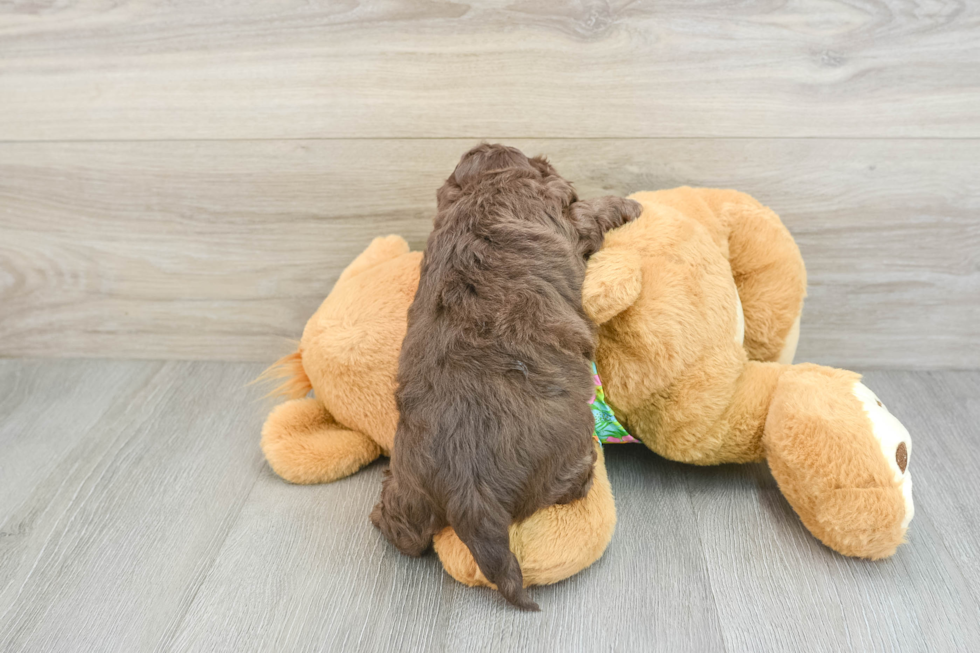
[450, 496, 539, 611]
[252, 346, 313, 400]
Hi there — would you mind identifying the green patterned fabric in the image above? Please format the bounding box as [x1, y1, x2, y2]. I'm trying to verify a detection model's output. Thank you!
[589, 362, 637, 445]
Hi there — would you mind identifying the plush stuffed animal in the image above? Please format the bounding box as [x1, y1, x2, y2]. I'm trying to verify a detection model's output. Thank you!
[259, 234, 617, 588]
[583, 187, 913, 559]
[260, 186, 913, 593]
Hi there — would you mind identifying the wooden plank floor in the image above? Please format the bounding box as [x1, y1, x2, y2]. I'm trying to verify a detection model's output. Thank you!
[1, 359, 977, 652]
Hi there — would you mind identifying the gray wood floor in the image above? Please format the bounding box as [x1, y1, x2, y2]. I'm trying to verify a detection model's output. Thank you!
[1, 359, 977, 652]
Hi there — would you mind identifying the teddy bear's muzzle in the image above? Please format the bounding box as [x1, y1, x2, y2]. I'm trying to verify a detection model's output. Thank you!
[852, 382, 914, 529]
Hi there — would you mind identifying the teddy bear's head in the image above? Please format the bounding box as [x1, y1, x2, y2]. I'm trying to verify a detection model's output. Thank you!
[766, 365, 913, 558]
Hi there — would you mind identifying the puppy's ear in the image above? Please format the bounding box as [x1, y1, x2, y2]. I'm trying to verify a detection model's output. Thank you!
[582, 248, 643, 324]
[545, 176, 577, 207]
[528, 155, 577, 206]
[528, 155, 558, 177]
[437, 177, 462, 212]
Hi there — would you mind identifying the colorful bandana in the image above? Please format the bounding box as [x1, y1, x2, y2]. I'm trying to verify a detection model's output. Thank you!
[589, 362, 637, 445]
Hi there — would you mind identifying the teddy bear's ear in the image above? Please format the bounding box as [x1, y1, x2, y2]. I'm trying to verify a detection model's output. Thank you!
[582, 248, 643, 325]
[337, 235, 410, 284]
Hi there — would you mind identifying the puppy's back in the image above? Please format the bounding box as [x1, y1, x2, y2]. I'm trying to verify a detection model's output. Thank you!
[376, 144, 637, 610]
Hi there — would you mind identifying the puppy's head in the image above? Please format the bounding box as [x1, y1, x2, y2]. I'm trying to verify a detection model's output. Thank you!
[437, 144, 576, 213]
[453, 143, 534, 187]
[438, 143, 534, 211]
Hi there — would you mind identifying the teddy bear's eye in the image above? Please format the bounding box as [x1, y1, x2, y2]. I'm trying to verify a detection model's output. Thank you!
[876, 399, 883, 408]
[896, 442, 908, 473]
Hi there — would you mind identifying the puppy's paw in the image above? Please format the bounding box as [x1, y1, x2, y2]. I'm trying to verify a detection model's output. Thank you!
[620, 198, 643, 225]
[370, 477, 436, 557]
[369, 501, 384, 531]
[589, 196, 642, 230]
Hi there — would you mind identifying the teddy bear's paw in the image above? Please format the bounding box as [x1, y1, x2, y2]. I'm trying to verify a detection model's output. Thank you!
[260, 398, 382, 484]
[852, 382, 914, 528]
[433, 527, 493, 588]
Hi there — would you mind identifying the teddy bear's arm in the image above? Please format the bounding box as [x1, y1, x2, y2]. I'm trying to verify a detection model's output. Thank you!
[628, 187, 807, 364]
[721, 197, 806, 363]
[669, 187, 805, 364]
[261, 398, 381, 484]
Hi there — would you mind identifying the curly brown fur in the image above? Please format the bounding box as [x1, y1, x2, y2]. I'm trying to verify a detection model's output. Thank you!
[370, 144, 640, 610]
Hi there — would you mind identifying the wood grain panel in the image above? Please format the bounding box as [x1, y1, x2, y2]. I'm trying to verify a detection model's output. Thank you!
[1, 1, 978, 140]
[875, 371, 980, 618]
[168, 463, 459, 653]
[0, 359, 158, 520]
[1, 138, 976, 367]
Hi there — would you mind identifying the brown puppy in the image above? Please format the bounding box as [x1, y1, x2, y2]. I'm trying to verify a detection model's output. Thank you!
[370, 144, 640, 610]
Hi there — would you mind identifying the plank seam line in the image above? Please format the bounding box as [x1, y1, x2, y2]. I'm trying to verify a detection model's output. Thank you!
[1, 136, 979, 145]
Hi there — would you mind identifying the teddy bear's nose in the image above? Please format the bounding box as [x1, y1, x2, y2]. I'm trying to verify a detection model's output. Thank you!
[896, 442, 908, 473]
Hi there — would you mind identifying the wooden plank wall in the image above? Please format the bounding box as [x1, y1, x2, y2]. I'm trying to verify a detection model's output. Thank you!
[1, 1, 978, 368]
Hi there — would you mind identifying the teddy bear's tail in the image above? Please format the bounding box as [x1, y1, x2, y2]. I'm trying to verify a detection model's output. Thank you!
[254, 347, 313, 399]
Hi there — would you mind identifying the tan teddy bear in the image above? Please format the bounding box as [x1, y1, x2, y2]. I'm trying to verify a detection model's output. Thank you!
[584, 187, 913, 559]
[260, 186, 913, 594]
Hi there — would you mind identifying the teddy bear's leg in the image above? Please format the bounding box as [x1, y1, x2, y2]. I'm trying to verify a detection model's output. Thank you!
[336, 235, 410, 285]
[764, 364, 913, 559]
[627, 188, 805, 363]
[261, 398, 381, 484]
[719, 194, 807, 364]
[665, 188, 805, 363]
[432, 441, 616, 588]
[636, 356, 783, 466]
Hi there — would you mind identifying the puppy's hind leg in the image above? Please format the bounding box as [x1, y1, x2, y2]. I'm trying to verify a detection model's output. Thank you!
[370, 469, 438, 557]
[555, 443, 597, 505]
